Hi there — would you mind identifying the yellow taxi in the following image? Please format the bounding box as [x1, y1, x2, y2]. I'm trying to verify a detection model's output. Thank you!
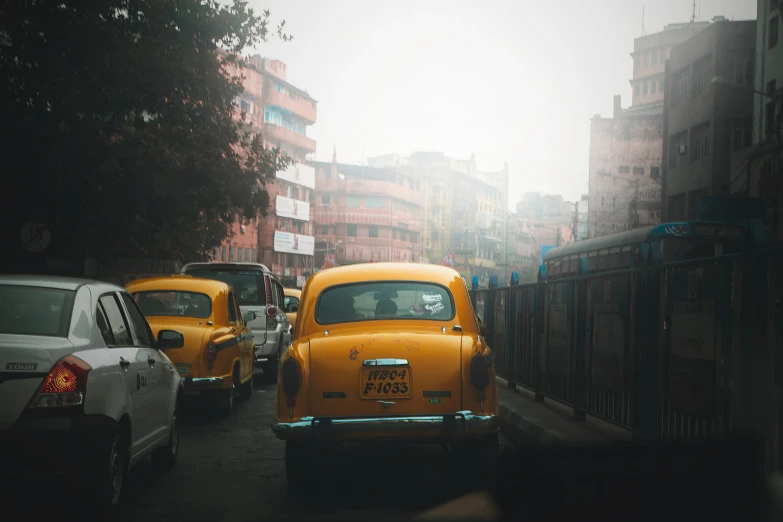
[271, 263, 500, 487]
[126, 276, 256, 416]
[283, 287, 301, 336]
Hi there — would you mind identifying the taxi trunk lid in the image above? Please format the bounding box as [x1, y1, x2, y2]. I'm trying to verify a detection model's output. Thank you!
[147, 320, 210, 378]
[0, 334, 74, 431]
[308, 328, 463, 418]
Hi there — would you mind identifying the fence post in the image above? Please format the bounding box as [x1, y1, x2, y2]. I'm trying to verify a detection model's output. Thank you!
[507, 287, 517, 390]
[534, 266, 547, 401]
[631, 249, 659, 439]
[572, 259, 589, 421]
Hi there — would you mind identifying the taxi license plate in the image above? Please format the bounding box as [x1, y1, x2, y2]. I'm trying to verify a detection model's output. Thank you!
[360, 367, 411, 399]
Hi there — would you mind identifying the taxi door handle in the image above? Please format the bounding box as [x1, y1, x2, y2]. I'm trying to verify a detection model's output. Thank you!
[119, 357, 130, 369]
[147, 356, 156, 366]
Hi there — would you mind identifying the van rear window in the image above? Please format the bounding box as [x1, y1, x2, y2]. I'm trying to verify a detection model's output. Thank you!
[185, 270, 266, 306]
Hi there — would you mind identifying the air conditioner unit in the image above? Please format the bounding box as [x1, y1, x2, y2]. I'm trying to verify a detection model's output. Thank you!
[677, 144, 687, 155]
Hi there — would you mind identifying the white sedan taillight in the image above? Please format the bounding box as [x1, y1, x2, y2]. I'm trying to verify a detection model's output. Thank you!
[29, 355, 92, 409]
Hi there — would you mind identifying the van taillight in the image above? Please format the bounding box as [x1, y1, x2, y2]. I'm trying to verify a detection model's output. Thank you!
[29, 355, 92, 409]
[266, 306, 278, 328]
[264, 275, 273, 304]
[206, 341, 217, 370]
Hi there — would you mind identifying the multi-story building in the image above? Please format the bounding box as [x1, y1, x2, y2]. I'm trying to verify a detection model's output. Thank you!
[515, 193, 573, 224]
[213, 54, 318, 288]
[312, 152, 423, 266]
[369, 152, 510, 286]
[575, 195, 590, 240]
[631, 21, 711, 108]
[749, 1, 783, 237]
[588, 22, 713, 238]
[506, 215, 538, 283]
[662, 20, 757, 220]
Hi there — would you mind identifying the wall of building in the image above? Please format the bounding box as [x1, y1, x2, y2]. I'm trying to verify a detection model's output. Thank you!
[588, 109, 663, 237]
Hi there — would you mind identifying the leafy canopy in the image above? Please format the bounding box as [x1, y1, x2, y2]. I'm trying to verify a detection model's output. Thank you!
[0, 0, 291, 263]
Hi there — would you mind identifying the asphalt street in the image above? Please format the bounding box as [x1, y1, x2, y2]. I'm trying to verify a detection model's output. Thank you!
[4, 376, 514, 522]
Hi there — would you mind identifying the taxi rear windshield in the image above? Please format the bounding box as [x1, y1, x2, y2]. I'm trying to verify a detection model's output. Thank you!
[133, 291, 212, 319]
[316, 282, 454, 324]
[0, 285, 75, 337]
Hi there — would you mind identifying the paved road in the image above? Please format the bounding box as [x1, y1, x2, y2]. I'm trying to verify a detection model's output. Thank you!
[5, 377, 514, 521]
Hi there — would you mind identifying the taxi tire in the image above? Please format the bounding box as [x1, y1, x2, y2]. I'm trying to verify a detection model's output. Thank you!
[86, 429, 129, 517]
[285, 439, 314, 489]
[240, 373, 253, 399]
[152, 394, 181, 469]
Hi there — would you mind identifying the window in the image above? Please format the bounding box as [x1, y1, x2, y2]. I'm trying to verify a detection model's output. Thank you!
[220, 245, 226, 261]
[0, 285, 75, 337]
[772, 0, 779, 12]
[96, 305, 114, 346]
[183, 269, 266, 306]
[730, 121, 753, 152]
[315, 282, 455, 324]
[99, 294, 133, 346]
[672, 68, 689, 107]
[365, 197, 383, 209]
[347, 196, 360, 207]
[229, 246, 235, 262]
[618, 166, 630, 174]
[733, 58, 754, 87]
[669, 131, 688, 169]
[633, 167, 645, 175]
[121, 293, 155, 347]
[239, 99, 252, 113]
[634, 55, 639, 69]
[347, 224, 357, 237]
[658, 48, 663, 63]
[369, 226, 379, 238]
[322, 195, 330, 204]
[692, 56, 713, 97]
[634, 82, 640, 97]
[652, 50, 658, 66]
[652, 78, 657, 93]
[134, 291, 212, 319]
[770, 16, 779, 49]
[690, 123, 711, 162]
[660, 74, 665, 93]
[643, 80, 648, 95]
[644, 51, 649, 67]
[227, 292, 238, 323]
[650, 166, 661, 180]
[283, 295, 300, 312]
[321, 226, 329, 235]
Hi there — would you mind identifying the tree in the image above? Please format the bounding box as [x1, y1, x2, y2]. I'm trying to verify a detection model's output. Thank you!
[0, 0, 291, 270]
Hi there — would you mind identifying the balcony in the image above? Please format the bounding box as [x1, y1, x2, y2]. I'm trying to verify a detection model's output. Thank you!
[264, 123, 316, 153]
[315, 205, 422, 232]
[317, 235, 418, 264]
[317, 178, 422, 206]
[267, 90, 317, 124]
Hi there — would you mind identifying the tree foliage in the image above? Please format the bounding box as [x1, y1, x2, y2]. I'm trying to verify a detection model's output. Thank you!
[0, 0, 291, 264]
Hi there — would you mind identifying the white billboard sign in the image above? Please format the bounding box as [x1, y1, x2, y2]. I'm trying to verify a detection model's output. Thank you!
[275, 195, 310, 221]
[274, 231, 315, 256]
[276, 163, 315, 190]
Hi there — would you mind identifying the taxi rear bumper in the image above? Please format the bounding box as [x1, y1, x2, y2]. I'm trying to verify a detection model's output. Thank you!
[271, 411, 500, 440]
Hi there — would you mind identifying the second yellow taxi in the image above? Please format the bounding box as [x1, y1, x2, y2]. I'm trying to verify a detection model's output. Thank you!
[126, 276, 256, 416]
[271, 263, 500, 487]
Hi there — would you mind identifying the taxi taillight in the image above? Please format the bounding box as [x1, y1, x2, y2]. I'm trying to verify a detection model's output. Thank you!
[29, 355, 92, 409]
[206, 341, 217, 370]
[470, 353, 491, 397]
[281, 358, 302, 406]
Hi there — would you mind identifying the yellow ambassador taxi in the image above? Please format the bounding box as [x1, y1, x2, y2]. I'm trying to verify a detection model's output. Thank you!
[271, 263, 500, 487]
[126, 276, 256, 416]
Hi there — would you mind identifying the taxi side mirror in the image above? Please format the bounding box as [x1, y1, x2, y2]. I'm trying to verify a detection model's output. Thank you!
[243, 311, 257, 323]
[289, 304, 299, 313]
[157, 330, 184, 350]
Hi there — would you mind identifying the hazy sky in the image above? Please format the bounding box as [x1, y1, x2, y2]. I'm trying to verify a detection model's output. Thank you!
[248, 0, 757, 209]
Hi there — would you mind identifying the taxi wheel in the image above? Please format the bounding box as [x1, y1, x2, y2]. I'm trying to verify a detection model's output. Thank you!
[240, 373, 253, 399]
[464, 433, 500, 483]
[87, 429, 128, 516]
[285, 439, 314, 489]
[152, 394, 181, 469]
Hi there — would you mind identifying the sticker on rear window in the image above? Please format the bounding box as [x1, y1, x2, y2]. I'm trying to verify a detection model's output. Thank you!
[422, 293, 442, 303]
[409, 305, 425, 316]
[425, 303, 445, 315]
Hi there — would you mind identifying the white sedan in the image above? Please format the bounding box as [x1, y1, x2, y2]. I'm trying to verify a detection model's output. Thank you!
[0, 275, 184, 514]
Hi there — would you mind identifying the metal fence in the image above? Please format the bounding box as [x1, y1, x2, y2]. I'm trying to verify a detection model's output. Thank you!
[472, 246, 783, 472]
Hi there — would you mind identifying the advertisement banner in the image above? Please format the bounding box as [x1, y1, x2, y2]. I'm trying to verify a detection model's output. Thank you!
[275, 195, 310, 221]
[274, 231, 315, 256]
[276, 163, 315, 190]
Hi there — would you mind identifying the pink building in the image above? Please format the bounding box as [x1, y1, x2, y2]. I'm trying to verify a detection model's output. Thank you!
[312, 152, 422, 266]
